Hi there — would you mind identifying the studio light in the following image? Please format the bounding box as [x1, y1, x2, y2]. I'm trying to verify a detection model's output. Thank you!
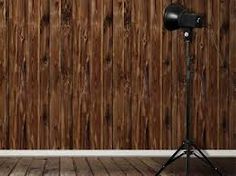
[163, 3, 204, 31]
[155, 3, 223, 176]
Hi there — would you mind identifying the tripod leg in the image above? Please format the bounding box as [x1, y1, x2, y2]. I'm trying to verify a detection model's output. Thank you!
[192, 144, 223, 176]
[155, 143, 184, 176]
[186, 145, 191, 176]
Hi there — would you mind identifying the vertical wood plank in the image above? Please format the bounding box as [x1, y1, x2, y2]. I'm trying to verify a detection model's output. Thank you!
[131, 0, 141, 149]
[60, 0, 73, 149]
[72, 0, 81, 149]
[205, 0, 219, 148]
[39, 0, 50, 149]
[49, 0, 61, 149]
[171, 0, 178, 148]
[229, 0, 236, 149]
[139, 0, 151, 149]
[79, 0, 91, 149]
[103, 0, 113, 149]
[113, 0, 125, 148]
[123, 0, 132, 149]
[161, 0, 172, 149]
[8, 0, 28, 149]
[27, 0, 40, 149]
[191, 0, 208, 148]
[191, 1, 212, 147]
[90, 0, 103, 149]
[218, 0, 230, 149]
[0, 0, 8, 149]
[149, 0, 162, 149]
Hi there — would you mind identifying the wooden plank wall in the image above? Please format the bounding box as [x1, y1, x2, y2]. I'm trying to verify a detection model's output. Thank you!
[0, 0, 235, 149]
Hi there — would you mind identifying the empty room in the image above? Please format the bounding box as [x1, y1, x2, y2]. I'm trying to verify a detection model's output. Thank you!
[0, 0, 235, 175]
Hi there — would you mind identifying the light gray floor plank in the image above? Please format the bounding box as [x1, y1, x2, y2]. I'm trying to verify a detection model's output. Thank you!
[99, 157, 125, 176]
[43, 158, 59, 176]
[73, 157, 93, 176]
[60, 157, 76, 176]
[26, 158, 46, 176]
[112, 157, 142, 176]
[87, 157, 109, 176]
[10, 157, 32, 176]
[0, 158, 19, 176]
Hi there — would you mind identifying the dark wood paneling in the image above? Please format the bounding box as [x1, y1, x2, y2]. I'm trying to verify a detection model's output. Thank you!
[229, 0, 236, 149]
[39, 0, 50, 149]
[49, 0, 61, 149]
[0, 0, 235, 149]
[0, 0, 8, 149]
[27, 0, 40, 149]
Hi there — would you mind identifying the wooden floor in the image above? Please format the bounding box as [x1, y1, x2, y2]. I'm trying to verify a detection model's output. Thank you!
[0, 157, 234, 176]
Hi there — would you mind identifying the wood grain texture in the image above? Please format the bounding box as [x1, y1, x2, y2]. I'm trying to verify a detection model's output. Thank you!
[10, 158, 32, 176]
[99, 158, 125, 176]
[229, 0, 236, 149]
[8, 0, 28, 149]
[1, 0, 235, 149]
[102, 0, 113, 149]
[90, 0, 103, 149]
[39, 0, 50, 149]
[27, 0, 40, 149]
[26, 158, 46, 176]
[0, 157, 235, 176]
[0, 158, 18, 175]
[43, 158, 59, 176]
[79, 0, 91, 149]
[60, 157, 76, 176]
[161, 0, 172, 149]
[131, 0, 141, 149]
[74, 157, 93, 176]
[49, 0, 61, 149]
[218, 0, 230, 149]
[112, 0, 125, 149]
[60, 0, 73, 149]
[87, 157, 109, 176]
[0, 0, 8, 149]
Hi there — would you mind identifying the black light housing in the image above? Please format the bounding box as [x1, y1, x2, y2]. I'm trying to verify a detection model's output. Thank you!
[163, 3, 204, 31]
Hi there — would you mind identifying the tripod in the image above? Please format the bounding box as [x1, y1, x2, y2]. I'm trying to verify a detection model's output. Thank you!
[155, 29, 223, 176]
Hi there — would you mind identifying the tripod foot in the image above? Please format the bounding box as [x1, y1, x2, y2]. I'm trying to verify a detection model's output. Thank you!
[155, 143, 185, 176]
[155, 141, 224, 176]
[193, 148, 223, 176]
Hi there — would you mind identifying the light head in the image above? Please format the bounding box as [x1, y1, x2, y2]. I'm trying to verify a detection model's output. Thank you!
[163, 3, 204, 31]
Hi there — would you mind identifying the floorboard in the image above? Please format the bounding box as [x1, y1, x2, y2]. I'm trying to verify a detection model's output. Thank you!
[0, 157, 233, 175]
[43, 158, 60, 176]
[74, 157, 93, 176]
[0, 158, 19, 176]
[26, 158, 46, 176]
[10, 158, 32, 176]
[87, 157, 109, 176]
[99, 157, 125, 176]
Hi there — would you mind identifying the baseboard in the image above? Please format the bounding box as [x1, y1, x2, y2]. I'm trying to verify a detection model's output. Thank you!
[0, 150, 235, 157]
